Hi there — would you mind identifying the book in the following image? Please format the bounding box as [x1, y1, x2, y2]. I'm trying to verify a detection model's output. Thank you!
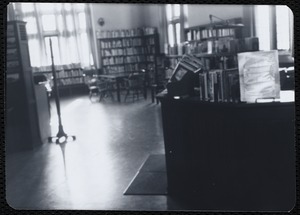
[238, 50, 280, 103]
[223, 68, 239, 102]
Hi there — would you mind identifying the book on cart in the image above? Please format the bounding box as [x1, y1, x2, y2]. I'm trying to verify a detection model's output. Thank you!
[238, 50, 280, 103]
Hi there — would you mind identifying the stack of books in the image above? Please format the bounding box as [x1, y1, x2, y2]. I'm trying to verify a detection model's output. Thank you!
[199, 68, 240, 103]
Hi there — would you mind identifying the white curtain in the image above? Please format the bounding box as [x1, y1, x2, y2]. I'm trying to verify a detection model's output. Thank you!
[12, 2, 95, 71]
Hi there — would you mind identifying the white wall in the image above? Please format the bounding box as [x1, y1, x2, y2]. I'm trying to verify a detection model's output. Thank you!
[186, 4, 244, 27]
[91, 3, 145, 31]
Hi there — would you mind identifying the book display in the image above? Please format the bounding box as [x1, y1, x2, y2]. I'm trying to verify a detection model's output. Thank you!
[238, 50, 280, 103]
[98, 27, 159, 84]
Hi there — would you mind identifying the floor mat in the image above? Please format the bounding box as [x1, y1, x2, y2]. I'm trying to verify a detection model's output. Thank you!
[123, 154, 167, 195]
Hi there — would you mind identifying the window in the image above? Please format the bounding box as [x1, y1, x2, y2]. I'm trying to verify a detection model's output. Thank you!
[166, 4, 183, 47]
[255, 5, 293, 53]
[44, 36, 61, 65]
[276, 6, 291, 50]
[42, 15, 57, 31]
[12, 2, 95, 69]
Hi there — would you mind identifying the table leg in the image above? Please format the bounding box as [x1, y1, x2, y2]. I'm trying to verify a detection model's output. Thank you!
[116, 79, 121, 102]
[143, 84, 147, 100]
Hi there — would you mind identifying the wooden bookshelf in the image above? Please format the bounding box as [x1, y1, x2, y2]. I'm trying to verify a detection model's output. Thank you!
[42, 67, 87, 96]
[97, 28, 159, 84]
[6, 21, 43, 153]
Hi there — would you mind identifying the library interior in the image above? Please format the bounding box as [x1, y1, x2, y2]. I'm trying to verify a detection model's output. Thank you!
[5, 3, 296, 212]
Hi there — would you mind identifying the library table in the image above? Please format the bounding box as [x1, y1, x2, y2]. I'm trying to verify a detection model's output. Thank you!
[98, 73, 146, 102]
[157, 91, 296, 211]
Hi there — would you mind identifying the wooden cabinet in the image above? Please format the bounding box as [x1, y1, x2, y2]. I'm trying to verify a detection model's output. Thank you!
[6, 21, 43, 153]
[158, 93, 295, 211]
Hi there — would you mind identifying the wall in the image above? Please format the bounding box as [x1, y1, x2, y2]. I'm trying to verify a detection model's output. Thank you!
[186, 4, 244, 27]
[90, 3, 146, 67]
[91, 3, 145, 31]
[140, 4, 166, 53]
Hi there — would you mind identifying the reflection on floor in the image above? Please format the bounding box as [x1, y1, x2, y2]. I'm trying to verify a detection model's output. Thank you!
[6, 94, 173, 210]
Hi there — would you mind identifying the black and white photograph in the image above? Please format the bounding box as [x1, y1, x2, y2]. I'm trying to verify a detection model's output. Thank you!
[4, 2, 296, 212]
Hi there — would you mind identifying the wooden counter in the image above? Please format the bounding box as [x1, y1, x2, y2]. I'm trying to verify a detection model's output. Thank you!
[158, 92, 296, 211]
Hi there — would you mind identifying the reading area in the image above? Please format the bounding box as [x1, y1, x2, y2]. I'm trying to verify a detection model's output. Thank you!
[5, 3, 295, 212]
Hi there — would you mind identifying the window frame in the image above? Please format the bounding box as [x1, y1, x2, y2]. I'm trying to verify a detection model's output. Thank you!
[166, 4, 184, 47]
[254, 5, 293, 53]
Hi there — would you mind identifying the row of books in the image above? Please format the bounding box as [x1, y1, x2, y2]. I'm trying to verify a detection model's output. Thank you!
[122, 38, 143, 47]
[102, 62, 155, 74]
[57, 77, 85, 86]
[98, 27, 156, 38]
[101, 46, 156, 57]
[102, 55, 155, 66]
[7, 48, 18, 61]
[124, 63, 142, 72]
[199, 69, 240, 103]
[185, 37, 259, 55]
[144, 37, 156, 45]
[55, 69, 84, 78]
[103, 65, 125, 74]
[186, 28, 237, 41]
[7, 24, 15, 37]
[200, 56, 237, 71]
[100, 38, 144, 49]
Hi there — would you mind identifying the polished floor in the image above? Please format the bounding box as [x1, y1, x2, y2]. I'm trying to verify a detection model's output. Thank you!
[5, 93, 179, 210]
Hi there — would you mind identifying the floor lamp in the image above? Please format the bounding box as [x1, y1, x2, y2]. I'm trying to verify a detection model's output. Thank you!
[48, 38, 76, 144]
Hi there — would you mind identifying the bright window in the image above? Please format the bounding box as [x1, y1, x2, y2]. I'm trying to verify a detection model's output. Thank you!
[276, 6, 290, 50]
[42, 15, 57, 31]
[254, 5, 271, 51]
[28, 39, 41, 67]
[255, 5, 293, 52]
[39, 3, 55, 14]
[78, 12, 87, 30]
[24, 17, 38, 34]
[44, 36, 61, 65]
[21, 3, 34, 13]
[168, 24, 175, 46]
[66, 14, 74, 31]
[166, 4, 183, 47]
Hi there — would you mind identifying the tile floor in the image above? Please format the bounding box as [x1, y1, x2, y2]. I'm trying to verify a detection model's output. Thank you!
[5, 94, 178, 211]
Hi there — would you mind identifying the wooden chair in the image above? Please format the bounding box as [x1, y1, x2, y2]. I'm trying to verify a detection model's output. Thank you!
[87, 78, 114, 102]
[124, 73, 145, 102]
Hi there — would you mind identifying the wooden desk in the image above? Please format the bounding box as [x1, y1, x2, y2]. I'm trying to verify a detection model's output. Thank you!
[98, 73, 147, 102]
[157, 92, 296, 211]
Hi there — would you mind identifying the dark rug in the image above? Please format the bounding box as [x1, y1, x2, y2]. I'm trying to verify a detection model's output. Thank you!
[123, 154, 167, 195]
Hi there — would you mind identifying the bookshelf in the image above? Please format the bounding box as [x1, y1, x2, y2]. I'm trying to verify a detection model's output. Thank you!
[6, 21, 43, 153]
[164, 18, 260, 103]
[97, 27, 159, 84]
[184, 18, 244, 70]
[42, 67, 87, 96]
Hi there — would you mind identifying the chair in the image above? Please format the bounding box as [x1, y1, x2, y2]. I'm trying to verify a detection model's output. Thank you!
[87, 78, 114, 102]
[124, 73, 145, 102]
[149, 68, 168, 104]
